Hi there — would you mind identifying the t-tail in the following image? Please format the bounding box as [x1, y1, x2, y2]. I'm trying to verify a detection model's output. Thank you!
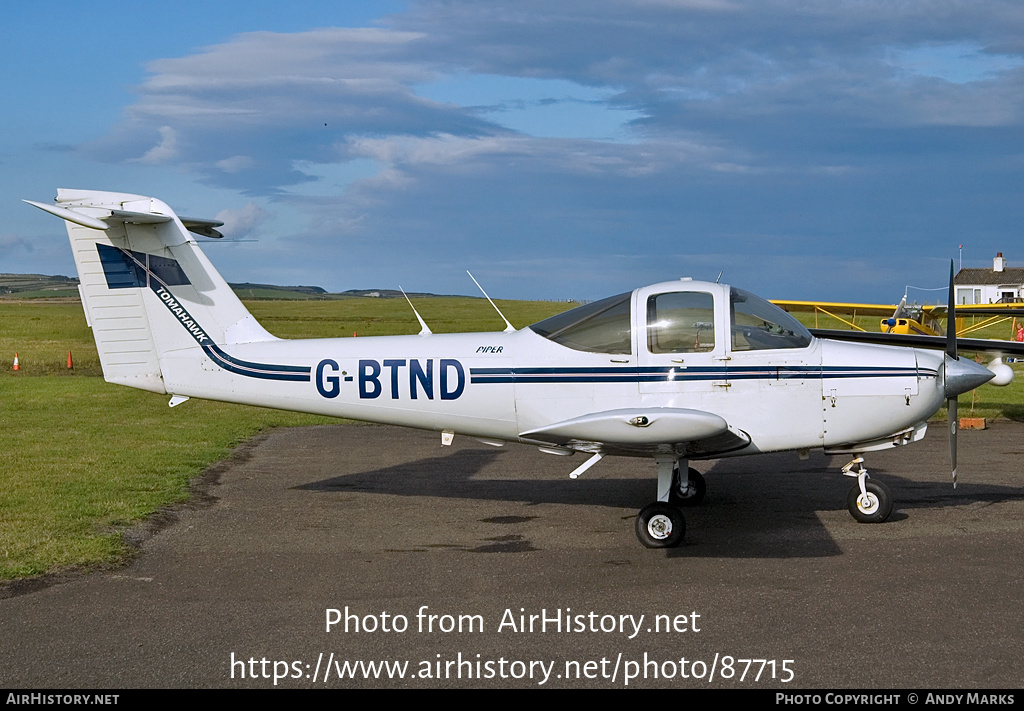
[25, 189, 277, 394]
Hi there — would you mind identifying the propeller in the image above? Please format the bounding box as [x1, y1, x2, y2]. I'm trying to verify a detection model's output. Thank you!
[946, 261, 958, 488]
[885, 295, 907, 332]
[941, 260, 998, 487]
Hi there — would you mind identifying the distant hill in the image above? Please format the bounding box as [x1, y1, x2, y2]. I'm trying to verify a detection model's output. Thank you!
[0, 273, 457, 300]
[0, 273, 79, 298]
[228, 284, 453, 300]
[227, 282, 331, 299]
[339, 288, 454, 299]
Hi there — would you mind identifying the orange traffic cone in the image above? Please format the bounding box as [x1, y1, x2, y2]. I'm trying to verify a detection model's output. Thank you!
[12, 353, 19, 371]
[67, 351, 74, 369]
[353, 332, 358, 337]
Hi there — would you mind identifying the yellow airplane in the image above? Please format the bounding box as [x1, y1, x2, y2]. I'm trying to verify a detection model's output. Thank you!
[772, 296, 1024, 339]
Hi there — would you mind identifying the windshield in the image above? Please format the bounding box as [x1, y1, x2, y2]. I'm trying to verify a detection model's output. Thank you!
[730, 287, 812, 351]
[530, 292, 632, 354]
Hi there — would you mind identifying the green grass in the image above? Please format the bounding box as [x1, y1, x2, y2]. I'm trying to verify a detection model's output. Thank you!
[0, 297, 574, 581]
[0, 301, 101, 375]
[246, 296, 573, 339]
[0, 298, 573, 376]
[0, 289, 81, 299]
[228, 287, 333, 300]
[0, 378, 333, 579]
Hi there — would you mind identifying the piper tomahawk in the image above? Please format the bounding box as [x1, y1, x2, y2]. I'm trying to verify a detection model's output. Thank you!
[27, 190, 1018, 548]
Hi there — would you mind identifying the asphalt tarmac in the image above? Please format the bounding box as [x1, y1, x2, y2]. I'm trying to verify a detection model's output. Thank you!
[2, 422, 1022, 689]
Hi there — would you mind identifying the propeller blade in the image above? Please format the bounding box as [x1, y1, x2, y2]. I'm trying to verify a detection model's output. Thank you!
[946, 260, 957, 360]
[948, 396, 958, 488]
[946, 259, 959, 488]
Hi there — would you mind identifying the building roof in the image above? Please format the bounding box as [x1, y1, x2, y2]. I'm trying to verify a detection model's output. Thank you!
[954, 268, 1024, 286]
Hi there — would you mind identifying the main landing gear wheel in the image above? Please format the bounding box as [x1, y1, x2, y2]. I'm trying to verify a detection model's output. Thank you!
[846, 479, 893, 524]
[635, 502, 686, 548]
[670, 467, 706, 507]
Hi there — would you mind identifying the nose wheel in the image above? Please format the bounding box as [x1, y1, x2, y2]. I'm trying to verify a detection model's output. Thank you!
[847, 479, 893, 523]
[841, 456, 893, 523]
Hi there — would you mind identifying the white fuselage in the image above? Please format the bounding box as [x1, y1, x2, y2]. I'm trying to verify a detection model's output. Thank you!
[158, 280, 947, 459]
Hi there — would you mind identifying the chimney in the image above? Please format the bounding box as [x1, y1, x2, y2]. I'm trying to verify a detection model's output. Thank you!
[994, 252, 1005, 272]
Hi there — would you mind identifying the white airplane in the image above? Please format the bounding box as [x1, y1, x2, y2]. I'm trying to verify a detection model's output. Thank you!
[26, 189, 1019, 548]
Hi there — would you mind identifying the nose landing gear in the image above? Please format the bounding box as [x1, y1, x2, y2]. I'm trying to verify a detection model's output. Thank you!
[841, 456, 893, 523]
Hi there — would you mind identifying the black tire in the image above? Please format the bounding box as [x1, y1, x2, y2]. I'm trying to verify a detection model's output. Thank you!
[846, 479, 893, 523]
[670, 467, 706, 507]
[635, 502, 686, 548]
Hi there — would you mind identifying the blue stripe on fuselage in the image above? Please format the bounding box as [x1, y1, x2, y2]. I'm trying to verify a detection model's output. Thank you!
[469, 364, 927, 385]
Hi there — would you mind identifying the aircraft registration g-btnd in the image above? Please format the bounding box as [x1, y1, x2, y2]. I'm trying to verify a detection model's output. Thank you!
[26, 190, 1021, 548]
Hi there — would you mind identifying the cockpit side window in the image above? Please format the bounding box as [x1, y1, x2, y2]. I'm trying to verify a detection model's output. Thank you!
[647, 292, 716, 353]
[730, 287, 812, 351]
[529, 292, 632, 354]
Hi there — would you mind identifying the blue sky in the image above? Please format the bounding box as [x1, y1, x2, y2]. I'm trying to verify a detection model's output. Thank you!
[4, 1, 1023, 302]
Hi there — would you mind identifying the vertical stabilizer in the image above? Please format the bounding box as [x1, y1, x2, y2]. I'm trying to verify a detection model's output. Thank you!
[29, 190, 276, 394]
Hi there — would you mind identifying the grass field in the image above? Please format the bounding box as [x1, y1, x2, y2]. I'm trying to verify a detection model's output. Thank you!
[1, 296, 1021, 581]
[0, 296, 571, 581]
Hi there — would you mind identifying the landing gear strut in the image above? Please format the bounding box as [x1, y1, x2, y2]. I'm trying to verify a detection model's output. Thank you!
[841, 456, 893, 523]
[671, 465, 706, 507]
[634, 457, 706, 548]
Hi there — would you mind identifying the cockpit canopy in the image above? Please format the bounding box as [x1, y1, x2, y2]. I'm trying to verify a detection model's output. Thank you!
[529, 292, 632, 354]
[530, 284, 812, 355]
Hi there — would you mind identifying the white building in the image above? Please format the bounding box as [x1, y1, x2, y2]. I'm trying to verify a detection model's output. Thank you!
[954, 253, 1024, 305]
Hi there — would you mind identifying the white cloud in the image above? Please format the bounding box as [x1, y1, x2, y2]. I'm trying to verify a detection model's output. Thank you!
[215, 202, 271, 238]
[68, 1, 1024, 303]
[136, 125, 178, 164]
[0, 233, 34, 252]
[127, 28, 445, 130]
[217, 155, 257, 173]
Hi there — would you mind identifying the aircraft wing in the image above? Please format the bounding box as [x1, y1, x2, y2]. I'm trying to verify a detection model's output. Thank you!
[519, 408, 751, 457]
[772, 300, 900, 316]
[810, 329, 1024, 357]
[922, 304, 1024, 317]
[771, 300, 905, 332]
[775, 300, 1024, 318]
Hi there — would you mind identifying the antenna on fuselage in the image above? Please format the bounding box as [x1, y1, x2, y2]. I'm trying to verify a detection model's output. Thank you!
[716, 270, 724, 284]
[399, 286, 432, 336]
[467, 271, 516, 333]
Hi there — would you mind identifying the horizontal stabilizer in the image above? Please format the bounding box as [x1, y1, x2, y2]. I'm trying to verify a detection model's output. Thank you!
[28, 192, 224, 241]
[107, 209, 173, 225]
[23, 200, 109, 231]
[180, 217, 224, 239]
